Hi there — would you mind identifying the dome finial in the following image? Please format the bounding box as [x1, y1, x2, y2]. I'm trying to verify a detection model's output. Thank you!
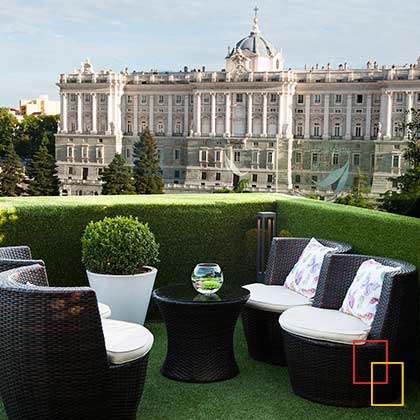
[252, 5, 260, 33]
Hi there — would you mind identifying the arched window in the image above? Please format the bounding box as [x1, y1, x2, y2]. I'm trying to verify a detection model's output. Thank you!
[334, 122, 342, 137]
[313, 122, 321, 137]
[355, 123, 362, 137]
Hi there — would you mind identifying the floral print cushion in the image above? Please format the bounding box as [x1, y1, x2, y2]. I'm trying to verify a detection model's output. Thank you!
[284, 238, 337, 299]
[340, 259, 400, 327]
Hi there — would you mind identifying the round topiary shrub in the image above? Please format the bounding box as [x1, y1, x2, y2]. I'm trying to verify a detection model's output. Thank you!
[81, 215, 159, 275]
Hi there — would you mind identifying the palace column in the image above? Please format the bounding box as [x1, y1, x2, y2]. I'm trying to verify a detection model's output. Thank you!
[184, 94, 189, 136]
[345, 94, 352, 140]
[148, 94, 154, 133]
[277, 92, 283, 137]
[364, 94, 372, 140]
[91, 93, 97, 134]
[304, 94, 310, 139]
[405, 91, 414, 139]
[61, 93, 68, 132]
[133, 94, 138, 135]
[210, 92, 216, 136]
[194, 92, 201, 136]
[107, 93, 114, 134]
[77, 93, 83, 133]
[166, 94, 173, 136]
[225, 93, 231, 136]
[246, 92, 253, 136]
[322, 94, 330, 139]
[385, 92, 393, 139]
[262, 93, 268, 137]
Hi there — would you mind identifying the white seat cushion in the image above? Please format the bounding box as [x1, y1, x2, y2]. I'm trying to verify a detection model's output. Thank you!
[243, 283, 311, 313]
[102, 319, 154, 365]
[279, 306, 370, 345]
[98, 302, 112, 319]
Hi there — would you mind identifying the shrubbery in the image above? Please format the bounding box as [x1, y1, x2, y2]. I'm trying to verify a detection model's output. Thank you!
[81, 216, 159, 275]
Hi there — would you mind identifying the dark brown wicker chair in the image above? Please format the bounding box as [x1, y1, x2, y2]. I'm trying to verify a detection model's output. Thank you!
[241, 238, 352, 365]
[0, 245, 45, 272]
[0, 264, 152, 420]
[282, 254, 418, 407]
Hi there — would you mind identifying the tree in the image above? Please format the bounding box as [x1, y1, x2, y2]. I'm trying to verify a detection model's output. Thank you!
[133, 128, 163, 194]
[0, 108, 19, 155]
[15, 114, 59, 159]
[380, 108, 420, 217]
[26, 138, 60, 196]
[334, 168, 373, 209]
[101, 153, 135, 195]
[0, 142, 26, 196]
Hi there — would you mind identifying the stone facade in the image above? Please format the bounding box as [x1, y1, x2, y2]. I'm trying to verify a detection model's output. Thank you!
[55, 14, 420, 196]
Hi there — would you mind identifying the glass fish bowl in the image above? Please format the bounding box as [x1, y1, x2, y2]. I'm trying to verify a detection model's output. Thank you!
[191, 263, 224, 295]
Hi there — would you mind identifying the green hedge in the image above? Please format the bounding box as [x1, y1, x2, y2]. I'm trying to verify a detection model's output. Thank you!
[276, 198, 420, 380]
[0, 194, 276, 291]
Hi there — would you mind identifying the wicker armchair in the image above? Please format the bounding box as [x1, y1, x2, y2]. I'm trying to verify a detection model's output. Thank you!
[241, 238, 352, 365]
[0, 245, 45, 272]
[281, 254, 418, 407]
[0, 264, 153, 420]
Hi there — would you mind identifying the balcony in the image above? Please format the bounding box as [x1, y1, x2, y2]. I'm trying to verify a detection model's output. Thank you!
[0, 193, 419, 420]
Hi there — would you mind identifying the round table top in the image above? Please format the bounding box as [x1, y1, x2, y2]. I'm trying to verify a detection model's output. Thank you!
[153, 284, 250, 305]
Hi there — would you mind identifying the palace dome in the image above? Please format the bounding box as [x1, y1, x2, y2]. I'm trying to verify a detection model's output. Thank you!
[234, 31, 276, 57]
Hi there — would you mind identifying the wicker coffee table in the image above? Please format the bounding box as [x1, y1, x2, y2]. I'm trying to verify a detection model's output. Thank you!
[153, 284, 250, 382]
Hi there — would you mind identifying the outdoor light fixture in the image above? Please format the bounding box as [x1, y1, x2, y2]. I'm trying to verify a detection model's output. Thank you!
[256, 211, 277, 282]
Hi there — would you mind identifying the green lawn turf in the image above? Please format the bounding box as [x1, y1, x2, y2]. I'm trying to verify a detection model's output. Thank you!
[1, 321, 419, 420]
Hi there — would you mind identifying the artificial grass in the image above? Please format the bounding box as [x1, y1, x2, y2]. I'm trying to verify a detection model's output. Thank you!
[2, 322, 418, 420]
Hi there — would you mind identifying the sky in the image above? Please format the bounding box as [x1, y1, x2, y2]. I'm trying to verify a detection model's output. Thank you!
[1, 0, 420, 107]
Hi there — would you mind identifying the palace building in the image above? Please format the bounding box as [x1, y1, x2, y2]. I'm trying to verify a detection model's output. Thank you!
[55, 10, 420, 196]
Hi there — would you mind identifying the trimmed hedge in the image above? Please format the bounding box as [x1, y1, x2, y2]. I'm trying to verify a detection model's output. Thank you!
[0, 194, 277, 291]
[276, 198, 420, 380]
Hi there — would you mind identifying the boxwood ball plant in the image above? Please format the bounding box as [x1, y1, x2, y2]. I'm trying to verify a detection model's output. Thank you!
[81, 215, 159, 275]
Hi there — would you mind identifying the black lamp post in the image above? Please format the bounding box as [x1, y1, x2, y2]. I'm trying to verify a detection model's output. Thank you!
[256, 211, 277, 283]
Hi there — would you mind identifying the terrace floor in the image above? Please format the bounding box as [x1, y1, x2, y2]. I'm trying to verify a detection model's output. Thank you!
[1, 322, 419, 420]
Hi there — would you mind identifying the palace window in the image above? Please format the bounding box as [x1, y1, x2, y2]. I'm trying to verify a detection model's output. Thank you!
[314, 95, 321, 104]
[267, 151, 273, 164]
[332, 153, 339, 165]
[356, 94, 364, 104]
[234, 151, 241, 162]
[127, 121, 132, 133]
[417, 93, 420, 103]
[312, 175, 318, 183]
[295, 174, 301, 183]
[70, 94, 76, 102]
[296, 124, 303, 136]
[68, 167, 74, 175]
[215, 150, 221, 162]
[82, 168, 88, 180]
[396, 93, 404, 103]
[67, 146, 74, 158]
[85, 94, 91, 103]
[334, 123, 341, 137]
[100, 94, 106, 103]
[353, 153, 360, 166]
[295, 152, 302, 164]
[297, 95, 304, 104]
[270, 94, 277, 103]
[199, 150, 208, 162]
[96, 147, 103, 159]
[174, 170, 180, 178]
[392, 155, 400, 168]
[203, 95, 210, 104]
[126, 148, 131, 159]
[216, 172, 221, 181]
[252, 151, 259, 164]
[267, 174, 273, 183]
[157, 121, 164, 134]
[373, 123, 379, 137]
[81, 146, 88, 159]
[174, 149, 180, 160]
[394, 122, 404, 138]
[355, 123, 362, 137]
[312, 153, 319, 165]
[335, 95, 342, 104]
[175, 95, 182, 105]
[236, 94, 243, 103]
[158, 95, 164, 104]
[127, 95, 132, 103]
[175, 121, 182, 134]
[313, 123, 321, 137]
[141, 96, 147, 104]
[252, 174, 258, 183]
[201, 172, 207, 180]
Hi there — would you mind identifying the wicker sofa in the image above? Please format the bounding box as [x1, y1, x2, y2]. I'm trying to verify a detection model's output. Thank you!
[0, 264, 154, 420]
[0, 245, 45, 272]
[280, 254, 418, 407]
[241, 237, 352, 365]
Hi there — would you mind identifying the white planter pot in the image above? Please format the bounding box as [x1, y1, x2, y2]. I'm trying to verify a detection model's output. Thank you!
[87, 266, 157, 325]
